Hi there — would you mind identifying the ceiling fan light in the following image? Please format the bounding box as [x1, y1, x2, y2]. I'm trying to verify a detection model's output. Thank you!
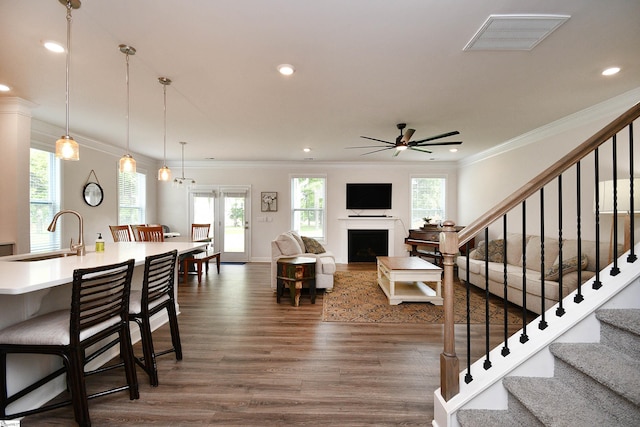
[55, 135, 79, 160]
[396, 145, 408, 151]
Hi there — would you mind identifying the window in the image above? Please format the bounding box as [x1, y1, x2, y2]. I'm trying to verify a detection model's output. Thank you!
[411, 177, 446, 229]
[118, 170, 146, 225]
[30, 148, 61, 252]
[291, 176, 326, 240]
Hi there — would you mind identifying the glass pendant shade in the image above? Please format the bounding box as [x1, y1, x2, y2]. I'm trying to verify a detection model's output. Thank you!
[56, 135, 79, 160]
[158, 165, 171, 181]
[119, 154, 136, 173]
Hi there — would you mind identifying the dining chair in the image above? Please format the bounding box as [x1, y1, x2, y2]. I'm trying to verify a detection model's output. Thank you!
[135, 225, 165, 242]
[0, 259, 139, 427]
[191, 223, 211, 242]
[109, 225, 133, 242]
[130, 225, 146, 242]
[129, 250, 181, 386]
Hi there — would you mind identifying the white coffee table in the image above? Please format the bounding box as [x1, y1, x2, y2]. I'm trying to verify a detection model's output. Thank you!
[377, 256, 443, 305]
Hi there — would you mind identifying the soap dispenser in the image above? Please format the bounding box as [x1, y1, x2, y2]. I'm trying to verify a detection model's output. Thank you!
[95, 233, 105, 252]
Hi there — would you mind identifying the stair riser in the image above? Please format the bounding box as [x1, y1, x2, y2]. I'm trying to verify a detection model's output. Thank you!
[599, 321, 640, 360]
[506, 392, 544, 427]
[554, 358, 640, 426]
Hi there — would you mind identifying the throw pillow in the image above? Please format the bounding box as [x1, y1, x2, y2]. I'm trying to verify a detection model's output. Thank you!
[301, 236, 326, 254]
[470, 239, 504, 263]
[543, 254, 588, 281]
[275, 233, 303, 256]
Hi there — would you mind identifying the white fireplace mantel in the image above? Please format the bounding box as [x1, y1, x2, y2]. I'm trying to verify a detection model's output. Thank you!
[337, 216, 400, 263]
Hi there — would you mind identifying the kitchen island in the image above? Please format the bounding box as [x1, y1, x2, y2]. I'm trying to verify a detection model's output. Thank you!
[0, 241, 206, 418]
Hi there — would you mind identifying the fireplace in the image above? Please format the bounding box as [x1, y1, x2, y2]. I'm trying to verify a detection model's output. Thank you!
[348, 229, 389, 262]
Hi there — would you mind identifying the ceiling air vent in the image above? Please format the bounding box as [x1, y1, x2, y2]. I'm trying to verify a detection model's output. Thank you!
[464, 14, 570, 51]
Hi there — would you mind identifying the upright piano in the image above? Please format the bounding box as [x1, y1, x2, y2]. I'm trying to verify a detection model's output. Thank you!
[404, 225, 473, 267]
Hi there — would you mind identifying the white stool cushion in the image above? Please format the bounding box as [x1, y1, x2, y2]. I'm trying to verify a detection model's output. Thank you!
[0, 310, 120, 346]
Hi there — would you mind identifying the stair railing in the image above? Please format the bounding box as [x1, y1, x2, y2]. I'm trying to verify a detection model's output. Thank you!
[438, 101, 640, 401]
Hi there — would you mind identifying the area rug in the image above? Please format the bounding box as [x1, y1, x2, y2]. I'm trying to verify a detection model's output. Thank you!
[322, 271, 523, 324]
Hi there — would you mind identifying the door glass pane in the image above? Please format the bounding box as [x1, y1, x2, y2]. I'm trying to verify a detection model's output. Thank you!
[224, 195, 245, 252]
[193, 194, 215, 243]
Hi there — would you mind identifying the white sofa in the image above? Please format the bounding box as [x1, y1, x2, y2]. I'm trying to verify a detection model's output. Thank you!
[270, 231, 336, 291]
[456, 233, 614, 314]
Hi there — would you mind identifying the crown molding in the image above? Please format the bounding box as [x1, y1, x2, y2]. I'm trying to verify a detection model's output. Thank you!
[459, 87, 640, 168]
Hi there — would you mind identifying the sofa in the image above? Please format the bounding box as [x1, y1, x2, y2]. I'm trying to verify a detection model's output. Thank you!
[456, 233, 615, 314]
[270, 231, 336, 291]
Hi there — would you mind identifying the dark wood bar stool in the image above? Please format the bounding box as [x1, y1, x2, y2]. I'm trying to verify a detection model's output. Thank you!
[0, 259, 139, 427]
[129, 250, 182, 386]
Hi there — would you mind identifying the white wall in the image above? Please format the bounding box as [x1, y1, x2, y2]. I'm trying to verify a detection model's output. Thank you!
[158, 161, 458, 262]
[457, 87, 640, 243]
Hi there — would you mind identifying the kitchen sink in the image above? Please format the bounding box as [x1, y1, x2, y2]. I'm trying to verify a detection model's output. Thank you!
[12, 252, 78, 262]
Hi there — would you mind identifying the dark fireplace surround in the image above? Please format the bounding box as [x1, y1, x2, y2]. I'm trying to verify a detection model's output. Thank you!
[348, 229, 389, 263]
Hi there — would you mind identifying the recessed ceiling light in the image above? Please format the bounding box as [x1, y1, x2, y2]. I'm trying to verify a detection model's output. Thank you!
[449, 148, 458, 153]
[43, 40, 65, 53]
[303, 147, 311, 152]
[0, 84, 10, 92]
[277, 64, 295, 76]
[602, 67, 620, 76]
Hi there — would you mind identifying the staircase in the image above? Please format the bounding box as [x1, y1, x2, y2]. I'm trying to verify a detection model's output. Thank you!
[457, 308, 640, 427]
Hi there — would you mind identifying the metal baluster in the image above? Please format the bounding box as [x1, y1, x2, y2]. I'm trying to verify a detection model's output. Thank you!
[611, 134, 621, 276]
[464, 240, 473, 384]
[593, 148, 603, 289]
[483, 229, 492, 370]
[539, 189, 548, 330]
[575, 160, 585, 303]
[628, 122, 637, 263]
[556, 175, 565, 316]
[501, 214, 510, 357]
[520, 200, 529, 343]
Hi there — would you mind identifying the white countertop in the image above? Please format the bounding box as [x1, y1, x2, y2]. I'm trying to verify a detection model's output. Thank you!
[0, 242, 207, 295]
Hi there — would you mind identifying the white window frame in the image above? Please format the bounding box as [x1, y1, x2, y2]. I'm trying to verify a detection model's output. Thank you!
[29, 147, 61, 252]
[410, 175, 447, 229]
[290, 174, 327, 242]
[118, 168, 147, 225]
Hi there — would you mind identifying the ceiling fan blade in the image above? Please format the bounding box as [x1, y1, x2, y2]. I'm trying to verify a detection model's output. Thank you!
[360, 136, 395, 145]
[345, 145, 393, 149]
[400, 128, 415, 143]
[412, 141, 463, 147]
[392, 148, 403, 157]
[360, 147, 394, 156]
[409, 147, 433, 154]
[411, 130, 460, 144]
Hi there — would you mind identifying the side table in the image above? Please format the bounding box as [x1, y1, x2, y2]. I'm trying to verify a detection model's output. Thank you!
[276, 256, 316, 306]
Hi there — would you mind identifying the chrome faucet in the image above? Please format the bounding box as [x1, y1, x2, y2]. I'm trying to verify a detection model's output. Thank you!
[47, 210, 86, 256]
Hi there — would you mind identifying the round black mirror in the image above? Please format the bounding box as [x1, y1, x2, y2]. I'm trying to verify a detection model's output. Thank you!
[83, 182, 104, 207]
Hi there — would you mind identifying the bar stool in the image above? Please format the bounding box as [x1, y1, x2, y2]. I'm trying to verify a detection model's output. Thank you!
[129, 250, 182, 386]
[0, 259, 139, 427]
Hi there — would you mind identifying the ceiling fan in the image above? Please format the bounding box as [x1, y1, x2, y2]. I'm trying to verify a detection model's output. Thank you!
[347, 123, 462, 156]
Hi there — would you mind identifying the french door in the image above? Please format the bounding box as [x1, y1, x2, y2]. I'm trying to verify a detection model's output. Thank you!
[189, 185, 251, 262]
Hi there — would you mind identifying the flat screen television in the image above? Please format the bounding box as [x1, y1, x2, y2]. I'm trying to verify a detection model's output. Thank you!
[346, 183, 392, 210]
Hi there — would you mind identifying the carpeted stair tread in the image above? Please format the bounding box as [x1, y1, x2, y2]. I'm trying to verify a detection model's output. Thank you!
[503, 376, 620, 426]
[596, 309, 640, 336]
[457, 409, 532, 427]
[550, 342, 640, 406]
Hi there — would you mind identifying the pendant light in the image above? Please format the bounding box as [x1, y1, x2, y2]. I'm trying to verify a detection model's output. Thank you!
[157, 77, 172, 181]
[55, 0, 81, 161]
[173, 141, 195, 187]
[119, 44, 137, 173]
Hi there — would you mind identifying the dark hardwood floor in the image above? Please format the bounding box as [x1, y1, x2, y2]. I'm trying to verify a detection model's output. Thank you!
[20, 262, 518, 426]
